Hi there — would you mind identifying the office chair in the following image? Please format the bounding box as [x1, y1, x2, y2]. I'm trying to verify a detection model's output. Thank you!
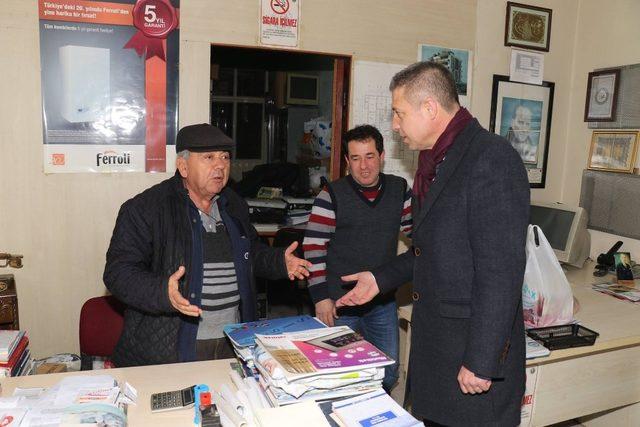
[268, 227, 313, 316]
[78, 295, 125, 370]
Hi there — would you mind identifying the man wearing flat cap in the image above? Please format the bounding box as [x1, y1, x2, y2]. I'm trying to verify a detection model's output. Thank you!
[104, 123, 311, 367]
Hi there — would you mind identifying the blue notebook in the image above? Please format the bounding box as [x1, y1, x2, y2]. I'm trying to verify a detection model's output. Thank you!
[224, 315, 326, 348]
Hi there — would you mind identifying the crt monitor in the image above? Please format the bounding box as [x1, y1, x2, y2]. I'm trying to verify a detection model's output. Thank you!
[529, 201, 591, 268]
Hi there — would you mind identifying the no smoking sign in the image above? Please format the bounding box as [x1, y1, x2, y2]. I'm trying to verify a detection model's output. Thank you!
[271, 0, 289, 14]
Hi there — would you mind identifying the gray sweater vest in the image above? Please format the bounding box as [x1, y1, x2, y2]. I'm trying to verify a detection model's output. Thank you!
[325, 173, 406, 301]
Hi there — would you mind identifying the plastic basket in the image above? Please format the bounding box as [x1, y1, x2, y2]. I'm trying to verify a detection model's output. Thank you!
[526, 324, 599, 350]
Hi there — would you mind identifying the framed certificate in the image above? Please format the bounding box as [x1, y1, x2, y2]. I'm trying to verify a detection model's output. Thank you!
[584, 69, 620, 122]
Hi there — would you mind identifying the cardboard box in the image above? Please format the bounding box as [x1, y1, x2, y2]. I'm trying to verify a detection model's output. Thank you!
[36, 363, 67, 375]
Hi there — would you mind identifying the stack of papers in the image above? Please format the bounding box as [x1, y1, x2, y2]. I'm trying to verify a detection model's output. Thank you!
[224, 315, 326, 374]
[0, 375, 133, 427]
[525, 335, 551, 359]
[0, 331, 32, 378]
[592, 282, 640, 302]
[254, 326, 391, 406]
[331, 390, 421, 427]
[285, 209, 310, 225]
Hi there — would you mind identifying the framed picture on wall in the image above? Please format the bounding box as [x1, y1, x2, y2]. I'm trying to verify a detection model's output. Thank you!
[490, 75, 554, 188]
[584, 69, 621, 122]
[587, 131, 638, 173]
[504, 2, 552, 52]
[418, 43, 473, 108]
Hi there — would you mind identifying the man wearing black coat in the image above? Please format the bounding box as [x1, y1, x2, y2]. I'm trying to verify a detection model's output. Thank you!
[337, 62, 530, 426]
[104, 124, 310, 367]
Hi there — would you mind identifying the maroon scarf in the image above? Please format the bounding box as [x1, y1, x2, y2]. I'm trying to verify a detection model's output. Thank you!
[413, 107, 473, 204]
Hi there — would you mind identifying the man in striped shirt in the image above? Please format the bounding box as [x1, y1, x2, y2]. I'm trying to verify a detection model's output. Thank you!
[303, 125, 412, 392]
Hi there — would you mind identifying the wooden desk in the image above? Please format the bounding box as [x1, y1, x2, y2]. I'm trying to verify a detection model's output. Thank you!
[397, 262, 640, 426]
[1, 359, 236, 426]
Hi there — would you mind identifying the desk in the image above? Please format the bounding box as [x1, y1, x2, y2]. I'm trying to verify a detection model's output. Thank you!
[397, 261, 640, 426]
[1, 359, 235, 426]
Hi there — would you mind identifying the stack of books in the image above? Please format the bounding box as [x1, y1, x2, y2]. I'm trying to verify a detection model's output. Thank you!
[285, 209, 311, 225]
[282, 196, 314, 225]
[224, 315, 327, 375]
[0, 330, 32, 377]
[253, 326, 392, 406]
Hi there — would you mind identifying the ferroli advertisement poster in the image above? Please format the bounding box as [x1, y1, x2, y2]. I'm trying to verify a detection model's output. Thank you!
[39, 0, 179, 173]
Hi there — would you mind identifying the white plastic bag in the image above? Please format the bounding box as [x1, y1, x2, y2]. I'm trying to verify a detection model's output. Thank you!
[304, 117, 332, 159]
[522, 225, 574, 328]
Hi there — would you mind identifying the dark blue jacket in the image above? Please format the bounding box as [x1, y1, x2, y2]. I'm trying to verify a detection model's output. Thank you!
[104, 172, 286, 367]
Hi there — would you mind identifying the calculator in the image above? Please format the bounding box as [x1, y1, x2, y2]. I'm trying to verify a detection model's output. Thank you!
[150, 385, 196, 412]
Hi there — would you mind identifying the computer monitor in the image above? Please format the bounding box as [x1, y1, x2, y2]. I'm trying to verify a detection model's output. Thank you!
[529, 201, 591, 268]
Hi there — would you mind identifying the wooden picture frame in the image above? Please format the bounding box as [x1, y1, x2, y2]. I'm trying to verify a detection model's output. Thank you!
[490, 75, 554, 188]
[584, 69, 621, 122]
[504, 2, 552, 52]
[587, 131, 638, 173]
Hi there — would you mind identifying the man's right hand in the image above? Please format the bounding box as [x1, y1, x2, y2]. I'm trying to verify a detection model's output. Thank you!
[315, 298, 337, 327]
[168, 266, 202, 317]
[335, 271, 379, 307]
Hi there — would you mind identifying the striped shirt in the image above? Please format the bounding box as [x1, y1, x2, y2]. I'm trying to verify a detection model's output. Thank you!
[197, 208, 241, 340]
[302, 179, 412, 295]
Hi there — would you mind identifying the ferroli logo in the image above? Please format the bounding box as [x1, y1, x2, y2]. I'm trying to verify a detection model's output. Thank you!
[96, 150, 131, 167]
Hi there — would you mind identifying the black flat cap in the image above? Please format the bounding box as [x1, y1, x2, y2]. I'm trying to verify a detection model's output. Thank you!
[176, 123, 234, 153]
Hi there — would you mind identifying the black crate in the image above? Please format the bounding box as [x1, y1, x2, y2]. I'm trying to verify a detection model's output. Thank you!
[526, 324, 599, 350]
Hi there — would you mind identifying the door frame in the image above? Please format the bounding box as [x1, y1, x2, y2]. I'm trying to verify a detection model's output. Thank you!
[210, 43, 351, 180]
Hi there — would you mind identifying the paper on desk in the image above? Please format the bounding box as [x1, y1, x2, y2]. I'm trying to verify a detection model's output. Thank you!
[331, 390, 421, 427]
[117, 382, 137, 406]
[0, 408, 27, 426]
[53, 375, 118, 407]
[12, 388, 45, 399]
[0, 396, 24, 408]
[221, 384, 245, 416]
[254, 400, 330, 427]
[213, 391, 248, 427]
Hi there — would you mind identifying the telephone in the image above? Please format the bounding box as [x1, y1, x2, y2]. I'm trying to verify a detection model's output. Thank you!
[593, 241, 623, 277]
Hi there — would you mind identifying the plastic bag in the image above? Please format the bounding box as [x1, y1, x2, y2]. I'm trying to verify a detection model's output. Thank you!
[304, 117, 332, 159]
[522, 225, 574, 328]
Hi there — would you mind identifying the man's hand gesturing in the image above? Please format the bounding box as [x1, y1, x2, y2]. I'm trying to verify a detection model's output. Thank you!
[168, 266, 202, 317]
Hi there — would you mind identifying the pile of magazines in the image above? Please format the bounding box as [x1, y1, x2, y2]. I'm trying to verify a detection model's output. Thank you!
[224, 316, 393, 406]
[223, 315, 326, 375]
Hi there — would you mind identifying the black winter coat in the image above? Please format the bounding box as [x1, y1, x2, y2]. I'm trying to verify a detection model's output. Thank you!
[103, 173, 286, 367]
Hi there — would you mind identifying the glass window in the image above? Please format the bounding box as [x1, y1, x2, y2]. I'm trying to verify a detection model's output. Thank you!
[212, 67, 234, 96]
[235, 103, 263, 159]
[237, 69, 266, 97]
[211, 102, 233, 138]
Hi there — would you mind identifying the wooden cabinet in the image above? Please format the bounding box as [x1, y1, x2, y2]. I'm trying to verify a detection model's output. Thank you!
[0, 274, 19, 330]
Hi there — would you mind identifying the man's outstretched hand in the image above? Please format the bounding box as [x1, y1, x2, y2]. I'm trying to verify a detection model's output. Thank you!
[284, 241, 312, 280]
[335, 271, 379, 307]
[168, 266, 202, 317]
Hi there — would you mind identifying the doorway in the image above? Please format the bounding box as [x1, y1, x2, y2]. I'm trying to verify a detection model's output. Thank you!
[210, 45, 351, 187]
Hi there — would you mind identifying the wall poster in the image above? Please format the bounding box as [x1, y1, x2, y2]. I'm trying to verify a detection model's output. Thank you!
[418, 44, 473, 109]
[352, 61, 417, 187]
[39, 0, 180, 173]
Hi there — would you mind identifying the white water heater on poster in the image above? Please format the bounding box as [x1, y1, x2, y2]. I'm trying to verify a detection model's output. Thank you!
[59, 45, 110, 123]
